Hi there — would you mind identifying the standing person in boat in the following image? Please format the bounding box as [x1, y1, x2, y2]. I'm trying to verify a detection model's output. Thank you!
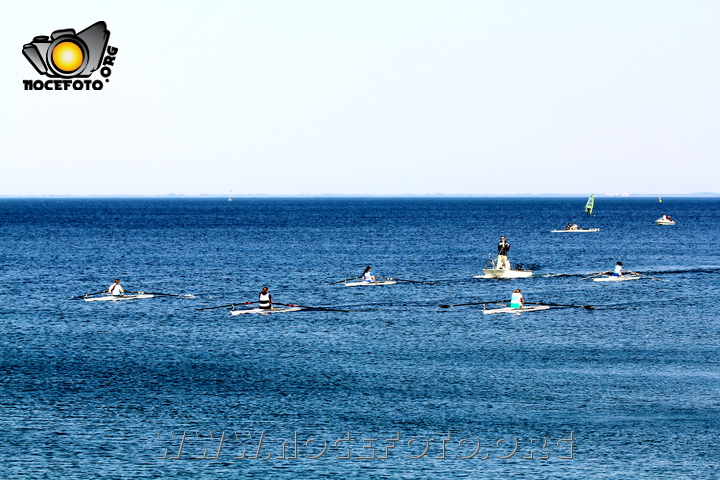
[497, 236, 511, 270]
[362, 266, 376, 283]
[108, 279, 124, 296]
[259, 286, 273, 310]
[510, 289, 524, 309]
[612, 261, 624, 276]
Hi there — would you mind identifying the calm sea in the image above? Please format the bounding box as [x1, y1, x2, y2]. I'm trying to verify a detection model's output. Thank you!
[0, 197, 718, 479]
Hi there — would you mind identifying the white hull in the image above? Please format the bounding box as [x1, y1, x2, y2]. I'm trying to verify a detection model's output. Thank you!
[344, 280, 398, 286]
[231, 307, 303, 315]
[476, 269, 533, 279]
[483, 305, 550, 314]
[593, 275, 641, 282]
[654, 219, 676, 225]
[551, 228, 600, 232]
[85, 294, 154, 301]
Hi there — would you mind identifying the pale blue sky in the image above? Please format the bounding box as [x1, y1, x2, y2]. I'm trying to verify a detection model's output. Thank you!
[1, 0, 718, 196]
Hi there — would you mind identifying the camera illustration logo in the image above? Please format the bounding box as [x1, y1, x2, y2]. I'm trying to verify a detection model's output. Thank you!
[22, 21, 118, 90]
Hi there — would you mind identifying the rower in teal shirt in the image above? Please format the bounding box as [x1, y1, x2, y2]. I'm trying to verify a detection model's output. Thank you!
[510, 289, 524, 309]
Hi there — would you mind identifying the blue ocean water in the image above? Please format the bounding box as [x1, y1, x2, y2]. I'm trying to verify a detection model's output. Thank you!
[0, 197, 718, 479]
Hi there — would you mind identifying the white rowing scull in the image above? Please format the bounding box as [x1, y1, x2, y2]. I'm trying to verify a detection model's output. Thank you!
[230, 307, 303, 315]
[550, 228, 600, 233]
[592, 275, 642, 282]
[84, 294, 155, 302]
[482, 305, 550, 314]
[344, 280, 398, 286]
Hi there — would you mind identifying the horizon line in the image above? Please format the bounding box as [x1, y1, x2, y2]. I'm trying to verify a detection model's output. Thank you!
[1, 193, 719, 199]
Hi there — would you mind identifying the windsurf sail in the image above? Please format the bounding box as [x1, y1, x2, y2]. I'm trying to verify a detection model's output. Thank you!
[585, 194, 595, 215]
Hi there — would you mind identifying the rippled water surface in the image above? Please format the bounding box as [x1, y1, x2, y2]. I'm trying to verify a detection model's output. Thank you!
[1, 197, 718, 479]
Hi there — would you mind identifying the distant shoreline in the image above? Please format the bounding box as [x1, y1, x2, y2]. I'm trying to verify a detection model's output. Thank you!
[0, 193, 718, 199]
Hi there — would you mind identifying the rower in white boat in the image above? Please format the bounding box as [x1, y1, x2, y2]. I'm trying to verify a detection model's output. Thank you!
[510, 289, 524, 309]
[362, 266, 376, 283]
[109, 279, 124, 296]
[551, 222, 600, 232]
[83, 280, 155, 301]
[259, 286, 273, 310]
[341, 266, 398, 286]
[613, 261, 624, 277]
[589, 261, 642, 281]
[591, 260, 627, 279]
[482, 290, 551, 314]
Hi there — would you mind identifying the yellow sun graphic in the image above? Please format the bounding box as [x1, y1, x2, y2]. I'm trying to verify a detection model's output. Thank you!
[52, 41, 83, 72]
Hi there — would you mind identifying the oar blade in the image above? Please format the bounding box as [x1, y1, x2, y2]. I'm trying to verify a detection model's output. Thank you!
[330, 276, 361, 285]
[196, 301, 255, 311]
[275, 302, 349, 313]
[525, 302, 595, 309]
[438, 300, 510, 308]
[74, 290, 107, 299]
[392, 278, 436, 285]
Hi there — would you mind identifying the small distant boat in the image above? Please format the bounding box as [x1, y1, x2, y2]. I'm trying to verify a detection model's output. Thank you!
[482, 305, 550, 314]
[230, 306, 302, 315]
[344, 280, 398, 286]
[228, 198, 233, 201]
[85, 294, 154, 301]
[655, 216, 676, 225]
[476, 255, 532, 279]
[592, 276, 641, 282]
[659, 197, 663, 203]
[551, 227, 600, 233]
[585, 194, 595, 216]
[476, 269, 532, 279]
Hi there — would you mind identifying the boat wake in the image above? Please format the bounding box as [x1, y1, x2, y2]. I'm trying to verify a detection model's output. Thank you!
[635, 266, 720, 275]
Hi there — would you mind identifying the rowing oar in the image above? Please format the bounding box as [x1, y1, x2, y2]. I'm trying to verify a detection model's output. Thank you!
[126, 290, 189, 297]
[387, 278, 436, 285]
[196, 301, 257, 311]
[580, 272, 610, 280]
[274, 302, 350, 313]
[524, 302, 595, 309]
[629, 272, 666, 282]
[439, 300, 510, 308]
[73, 290, 107, 299]
[330, 277, 361, 285]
